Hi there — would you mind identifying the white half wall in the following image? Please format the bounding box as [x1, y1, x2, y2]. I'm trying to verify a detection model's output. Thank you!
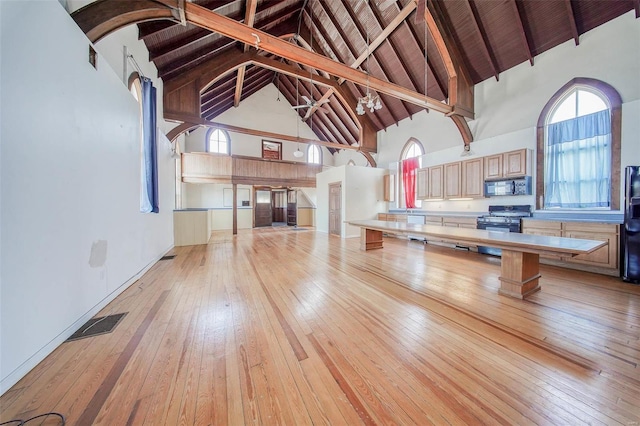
[0, 1, 174, 393]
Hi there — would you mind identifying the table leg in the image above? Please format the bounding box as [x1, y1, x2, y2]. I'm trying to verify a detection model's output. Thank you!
[498, 250, 542, 299]
[360, 228, 383, 251]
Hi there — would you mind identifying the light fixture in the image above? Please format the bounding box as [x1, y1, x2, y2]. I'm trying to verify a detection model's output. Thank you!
[293, 146, 304, 158]
[293, 77, 304, 158]
[356, 27, 382, 115]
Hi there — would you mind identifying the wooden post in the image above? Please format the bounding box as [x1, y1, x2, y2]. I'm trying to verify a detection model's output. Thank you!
[498, 250, 542, 299]
[360, 228, 384, 251]
[232, 183, 238, 235]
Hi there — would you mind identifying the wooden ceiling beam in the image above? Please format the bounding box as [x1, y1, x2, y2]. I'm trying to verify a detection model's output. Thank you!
[166, 113, 358, 152]
[234, 0, 259, 108]
[280, 77, 335, 144]
[509, 0, 534, 65]
[564, 0, 580, 46]
[635, 0, 640, 18]
[138, 0, 228, 39]
[296, 78, 351, 146]
[464, 0, 500, 81]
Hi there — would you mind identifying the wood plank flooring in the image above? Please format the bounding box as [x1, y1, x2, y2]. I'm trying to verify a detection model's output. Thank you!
[1, 228, 639, 425]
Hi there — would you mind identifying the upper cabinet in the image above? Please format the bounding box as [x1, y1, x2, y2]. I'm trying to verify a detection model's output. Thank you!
[428, 165, 444, 199]
[417, 168, 429, 200]
[444, 162, 462, 199]
[462, 158, 484, 198]
[484, 149, 529, 179]
[383, 174, 395, 202]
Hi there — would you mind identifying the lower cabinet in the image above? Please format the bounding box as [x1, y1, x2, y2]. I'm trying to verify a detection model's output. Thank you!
[521, 219, 619, 276]
[443, 216, 477, 229]
[378, 213, 407, 222]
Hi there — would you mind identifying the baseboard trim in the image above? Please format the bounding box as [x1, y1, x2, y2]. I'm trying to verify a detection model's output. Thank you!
[0, 244, 174, 396]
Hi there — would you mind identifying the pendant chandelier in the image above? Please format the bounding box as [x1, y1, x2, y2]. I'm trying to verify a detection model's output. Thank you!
[356, 27, 382, 115]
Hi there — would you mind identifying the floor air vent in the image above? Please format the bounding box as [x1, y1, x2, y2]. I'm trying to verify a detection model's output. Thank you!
[65, 313, 127, 342]
[159, 255, 176, 261]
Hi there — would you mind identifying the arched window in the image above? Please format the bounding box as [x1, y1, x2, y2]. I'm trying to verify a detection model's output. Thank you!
[347, 160, 356, 166]
[399, 138, 425, 209]
[537, 78, 621, 210]
[206, 128, 230, 154]
[308, 145, 321, 164]
[401, 138, 424, 163]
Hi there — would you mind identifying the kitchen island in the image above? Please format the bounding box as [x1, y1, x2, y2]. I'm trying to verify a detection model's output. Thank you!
[347, 220, 607, 300]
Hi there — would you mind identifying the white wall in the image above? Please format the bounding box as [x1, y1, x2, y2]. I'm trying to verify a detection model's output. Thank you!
[0, 1, 174, 393]
[185, 84, 334, 165]
[316, 166, 386, 236]
[377, 11, 640, 214]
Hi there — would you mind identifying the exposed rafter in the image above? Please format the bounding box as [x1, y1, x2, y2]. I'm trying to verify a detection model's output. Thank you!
[564, 0, 580, 46]
[509, 0, 534, 65]
[464, 0, 500, 81]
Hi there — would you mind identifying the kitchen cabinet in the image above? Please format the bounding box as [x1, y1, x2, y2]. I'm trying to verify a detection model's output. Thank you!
[378, 213, 407, 222]
[383, 174, 395, 202]
[425, 216, 443, 226]
[484, 149, 529, 179]
[416, 168, 429, 200]
[428, 165, 444, 199]
[444, 162, 462, 199]
[521, 218, 619, 276]
[442, 216, 477, 229]
[462, 158, 484, 198]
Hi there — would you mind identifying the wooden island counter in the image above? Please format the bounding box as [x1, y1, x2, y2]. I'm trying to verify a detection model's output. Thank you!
[347, 220, 607, 299]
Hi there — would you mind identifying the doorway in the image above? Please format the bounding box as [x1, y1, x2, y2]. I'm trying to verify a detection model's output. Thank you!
[271, 190, 287, 226]
[287, 189, 297, 226]
[254, 188, 272, 227]
[329, 182, 342, 236]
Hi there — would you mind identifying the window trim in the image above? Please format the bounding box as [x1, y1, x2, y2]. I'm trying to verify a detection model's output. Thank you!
[205, 127, 231, 155]
[400, 137, 425, 161]
[536, 78, 621, 210]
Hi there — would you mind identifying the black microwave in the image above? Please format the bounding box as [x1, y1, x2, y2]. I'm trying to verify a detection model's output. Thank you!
[484, 176, 532, 197]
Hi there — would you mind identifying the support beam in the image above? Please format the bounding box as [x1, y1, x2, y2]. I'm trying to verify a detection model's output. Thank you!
[464, 0, 500, 81]
[183, 1, 452, 114]
[234, 0, 259, 108]
[164, 113, 361, 152]
[232, 183, 238, 235]
[167, 122, 200, 142]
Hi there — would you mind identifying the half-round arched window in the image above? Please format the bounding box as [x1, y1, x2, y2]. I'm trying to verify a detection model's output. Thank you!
[347, 160, 356, 166]
[400, 138, 424, 162]
[308, 145, 321, 164]
[206, 128, 230, 154]
[537, 78, 621, 210]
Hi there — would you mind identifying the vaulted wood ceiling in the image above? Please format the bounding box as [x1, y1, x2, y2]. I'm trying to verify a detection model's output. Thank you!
[73, 0, 638, 151]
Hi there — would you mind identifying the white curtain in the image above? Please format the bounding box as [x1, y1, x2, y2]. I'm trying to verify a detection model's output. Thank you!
[545, 110, 611, 208]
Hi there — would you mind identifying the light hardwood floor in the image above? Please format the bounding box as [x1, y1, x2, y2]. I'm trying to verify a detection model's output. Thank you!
[1, 228, 639, 425]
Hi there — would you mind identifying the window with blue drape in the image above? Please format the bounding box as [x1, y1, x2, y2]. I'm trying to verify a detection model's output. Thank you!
[544, 109, 611, 208]
[140, 77, 159, 213]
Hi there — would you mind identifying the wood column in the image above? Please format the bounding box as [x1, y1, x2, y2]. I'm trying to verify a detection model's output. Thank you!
[498, 250, 542, 299]
[233, 183, 238, 235]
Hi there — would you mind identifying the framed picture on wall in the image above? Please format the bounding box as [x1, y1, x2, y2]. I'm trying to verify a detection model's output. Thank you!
[262, 140, 282, 160]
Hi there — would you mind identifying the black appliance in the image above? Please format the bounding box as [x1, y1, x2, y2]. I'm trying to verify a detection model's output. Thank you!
[484, 176, 532, 197]
[622, 166, 640, 283]
[476, 205, 532, 256]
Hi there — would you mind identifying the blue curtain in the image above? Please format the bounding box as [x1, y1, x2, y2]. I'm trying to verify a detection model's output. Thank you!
[545, 110, 611, 208]
[140, 78, 159, 213]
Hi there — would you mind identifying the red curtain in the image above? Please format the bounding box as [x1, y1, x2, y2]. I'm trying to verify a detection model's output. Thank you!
[402, 157, 419, 208]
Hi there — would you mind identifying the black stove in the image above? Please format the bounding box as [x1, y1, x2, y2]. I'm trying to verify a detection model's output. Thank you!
[476, 205, 532, 256]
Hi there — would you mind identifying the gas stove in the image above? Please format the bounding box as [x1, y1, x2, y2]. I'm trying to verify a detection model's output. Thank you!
[477, 205, 532, 225]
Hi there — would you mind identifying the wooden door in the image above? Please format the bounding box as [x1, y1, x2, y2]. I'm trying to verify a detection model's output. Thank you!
[329, 182, 342, 236]
[255, 189, 272, 227]
[272, 190, 286, 223]
[287, 189, 297, 226]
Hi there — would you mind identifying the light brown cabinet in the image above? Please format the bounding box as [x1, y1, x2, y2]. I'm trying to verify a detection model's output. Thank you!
[425, 216, 443, 226]
[444, 162, 462, 199]
[428, 165, 444, 199]
[383, 174, 395, 202]
[521, 218, 619, 276]
[462, 158, 484, 198]
[378, 213, 407, 222]
[442, 216, 477, 229]
[416, 168, 429, 200]
[484, 149, 529, 180]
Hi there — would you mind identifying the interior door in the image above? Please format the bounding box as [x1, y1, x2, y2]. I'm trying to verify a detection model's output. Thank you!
[329, 182, 342, 236]
[255, 189, 272, 227]
[287, 189, 297, 226]
[272, 190, 286, 223]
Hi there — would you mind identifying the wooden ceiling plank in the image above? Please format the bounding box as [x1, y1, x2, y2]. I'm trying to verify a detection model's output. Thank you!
[509, 0, 534, 65]
[138, 0, 228, 39]
[233, 0, 259, 108]
[564, 0, 580, 46]
[464, 0, 500, 81]
[402, 19, 447, 98]
[349, 0, 417, 71]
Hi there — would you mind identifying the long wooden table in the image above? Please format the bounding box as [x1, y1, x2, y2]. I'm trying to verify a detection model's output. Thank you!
[347, 220, 607, 299]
